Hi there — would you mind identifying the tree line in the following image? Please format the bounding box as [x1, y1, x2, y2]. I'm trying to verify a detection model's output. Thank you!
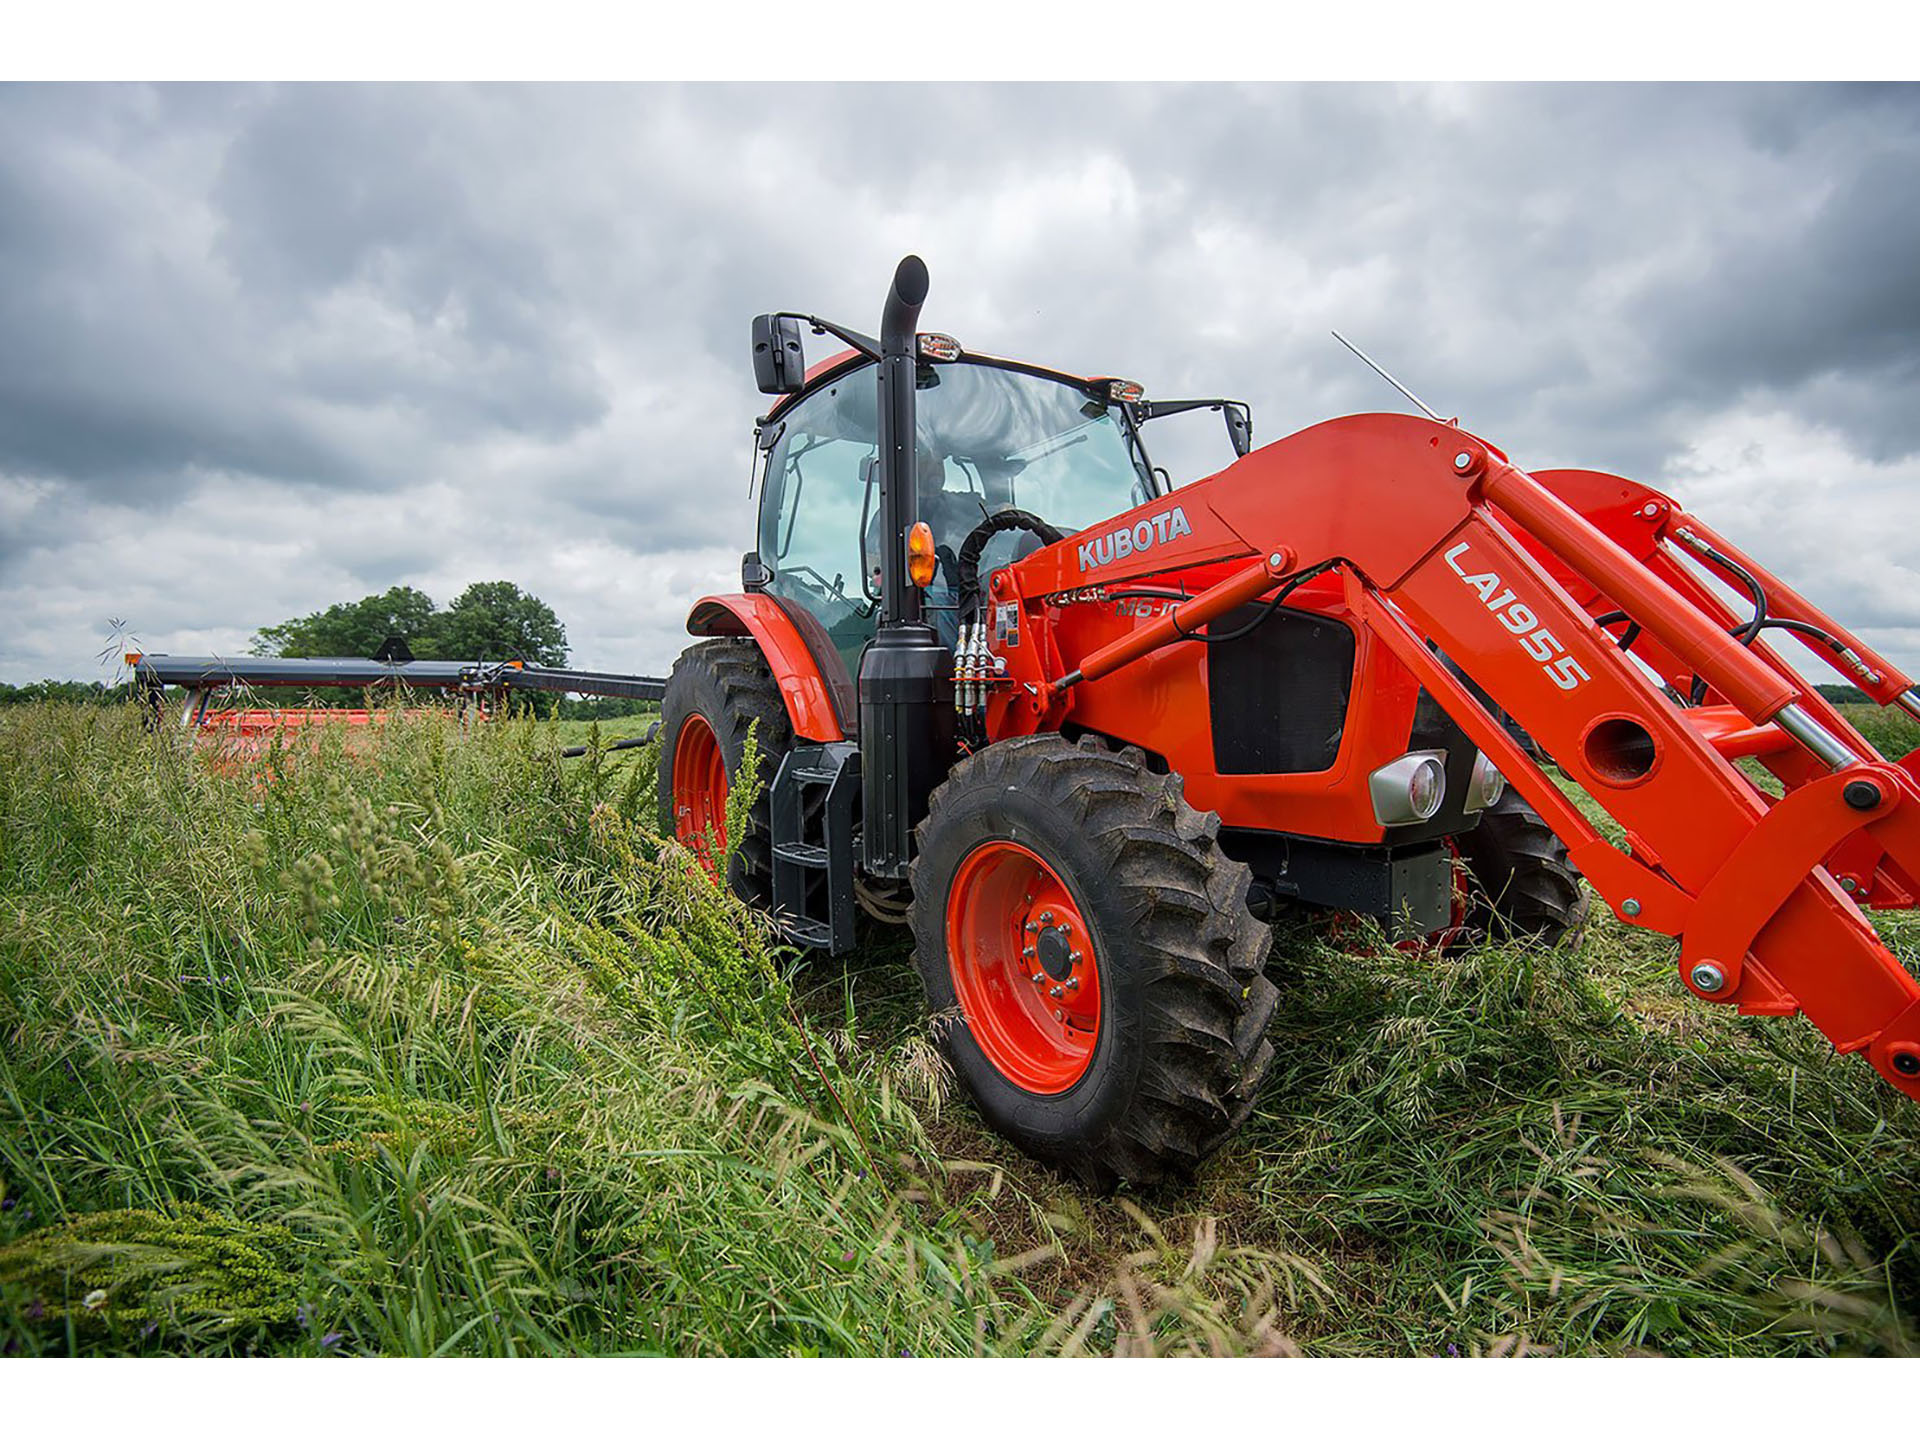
[251, 582, 568, 667]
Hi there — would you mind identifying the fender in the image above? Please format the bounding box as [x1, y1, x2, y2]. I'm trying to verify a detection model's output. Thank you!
[686, 593, 846, 742]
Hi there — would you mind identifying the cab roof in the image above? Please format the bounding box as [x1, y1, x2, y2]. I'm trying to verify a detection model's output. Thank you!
[764, 345, 1129, 423]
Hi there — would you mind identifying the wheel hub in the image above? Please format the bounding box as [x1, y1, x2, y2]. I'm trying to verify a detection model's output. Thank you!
[1035, 924, 1075, 981]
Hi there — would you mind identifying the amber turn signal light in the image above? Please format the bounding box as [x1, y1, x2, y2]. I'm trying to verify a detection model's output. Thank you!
[907, 522, 938, 588]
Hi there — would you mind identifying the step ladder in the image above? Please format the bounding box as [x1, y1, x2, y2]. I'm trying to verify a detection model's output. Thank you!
[770, 742, 861, 954]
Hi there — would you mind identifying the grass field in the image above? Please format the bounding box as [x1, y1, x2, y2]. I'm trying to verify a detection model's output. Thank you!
[1, 701, 1917, 1356]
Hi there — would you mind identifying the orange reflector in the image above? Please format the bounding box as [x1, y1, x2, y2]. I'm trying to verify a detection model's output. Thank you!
[124, 652, 143, 665]
[907, 521, 938, 588]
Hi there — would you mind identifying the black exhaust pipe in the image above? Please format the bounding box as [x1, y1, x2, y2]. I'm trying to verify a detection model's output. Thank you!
[860, 255, 954, 879]
[877, 255, 928, 628]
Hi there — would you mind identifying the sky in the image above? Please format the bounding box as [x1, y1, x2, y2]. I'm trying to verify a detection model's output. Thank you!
[3, 82, 1919, 688]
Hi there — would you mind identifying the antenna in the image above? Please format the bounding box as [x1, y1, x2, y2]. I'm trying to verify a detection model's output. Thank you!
[1330, 330, 1447, 423]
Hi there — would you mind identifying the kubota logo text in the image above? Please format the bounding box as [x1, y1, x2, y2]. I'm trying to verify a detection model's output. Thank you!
[1445, 542, 1591, 691]
[1078, 506, 1194, 572]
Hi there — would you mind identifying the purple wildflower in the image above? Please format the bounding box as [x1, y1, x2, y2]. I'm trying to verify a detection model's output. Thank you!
[2, 1196, 12, 1210]
[841, 1250, 854, 1263]
[1447, 1343, 1460, 1357]
[142, 1321, 158, 1339]
[545, 1167, 560, 1181]
[320, 1331, 343, 1350]
[25, 1300, 44, 1321]
[898, 1347, 912, 1358]
[295, 1302, 312, 1330]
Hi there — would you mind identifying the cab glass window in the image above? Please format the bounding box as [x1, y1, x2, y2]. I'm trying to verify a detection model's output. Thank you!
[757, 369, 881, 682]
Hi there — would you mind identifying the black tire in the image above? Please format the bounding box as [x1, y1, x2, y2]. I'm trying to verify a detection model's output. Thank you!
[657, 637, 794, 907]
[1456, 787, 1590, 947]
[909, 734, 1278, 1189]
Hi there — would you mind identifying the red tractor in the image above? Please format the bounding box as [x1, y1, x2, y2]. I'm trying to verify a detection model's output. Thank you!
[658, 257, 1920, 1188]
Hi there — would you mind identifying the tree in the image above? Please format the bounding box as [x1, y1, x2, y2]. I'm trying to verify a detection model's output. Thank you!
[251, 586, 441, 659]
[431, 582, 568, 667]
[251, 582, 567, 668]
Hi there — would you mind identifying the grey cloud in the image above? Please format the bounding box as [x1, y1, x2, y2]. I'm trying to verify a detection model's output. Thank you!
[3, 82, 1919, 687]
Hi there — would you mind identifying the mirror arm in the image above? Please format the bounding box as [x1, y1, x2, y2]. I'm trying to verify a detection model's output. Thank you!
[787, 312, 882, 364]
[1130, 397, 1255, 459]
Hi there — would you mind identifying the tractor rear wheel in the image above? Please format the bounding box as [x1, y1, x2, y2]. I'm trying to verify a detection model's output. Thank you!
[1455, 787, 1590, 947]
[657, 638, 793, 906]
[909, 735, 1278, 1189]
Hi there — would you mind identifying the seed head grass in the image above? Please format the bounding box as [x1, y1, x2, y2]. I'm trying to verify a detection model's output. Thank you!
[0, 700, 1914, 1355]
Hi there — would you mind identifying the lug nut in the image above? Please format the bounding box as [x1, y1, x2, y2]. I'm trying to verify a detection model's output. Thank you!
[1024, 919, 1038, 932]
[1031, 972, 1045, 984]
[1022, 945, 1036, 959]
[1690, 961, 1727, 994]
[1069, 949, 1083, 964]
[1039, 910, 1054, 924]
[1065, 977, 1079, 991]
[1049, 985, 1063, 998]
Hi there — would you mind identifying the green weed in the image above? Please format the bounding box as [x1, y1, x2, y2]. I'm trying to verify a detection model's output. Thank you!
[0, 699, 1915, 1356]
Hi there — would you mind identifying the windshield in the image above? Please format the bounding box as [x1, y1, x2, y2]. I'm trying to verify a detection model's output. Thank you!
[913, 362, 1159, 547]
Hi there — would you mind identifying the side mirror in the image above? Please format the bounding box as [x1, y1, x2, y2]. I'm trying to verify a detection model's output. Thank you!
[1223, 403, 1252, 458]
[751, 314, 806, 395]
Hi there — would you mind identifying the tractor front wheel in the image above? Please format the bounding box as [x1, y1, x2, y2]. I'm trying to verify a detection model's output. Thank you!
[910, 735, 1278, 1188]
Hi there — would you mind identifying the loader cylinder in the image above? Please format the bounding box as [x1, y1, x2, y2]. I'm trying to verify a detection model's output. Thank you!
[1772, 703, 1862, 771]
[1480, 458, 1802, 722]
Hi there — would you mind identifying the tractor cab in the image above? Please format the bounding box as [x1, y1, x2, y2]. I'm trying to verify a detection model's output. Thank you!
[754, 351, 1164, 673]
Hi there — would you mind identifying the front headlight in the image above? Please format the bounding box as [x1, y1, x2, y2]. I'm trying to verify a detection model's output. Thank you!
[1369, 750, 1447, 826]
[1463, 752, 1506, 814]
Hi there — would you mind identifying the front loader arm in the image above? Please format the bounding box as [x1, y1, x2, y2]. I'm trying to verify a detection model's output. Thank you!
[997, 412, 1920, 1102]
[1510, 468, 1920, 910]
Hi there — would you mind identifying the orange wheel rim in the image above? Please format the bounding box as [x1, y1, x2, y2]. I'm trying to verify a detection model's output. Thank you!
[672, 713, 728, 879]
[945, 840, 1101, 1093]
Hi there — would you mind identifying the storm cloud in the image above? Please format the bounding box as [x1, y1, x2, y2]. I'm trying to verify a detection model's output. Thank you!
[3, 82, 1919, 684]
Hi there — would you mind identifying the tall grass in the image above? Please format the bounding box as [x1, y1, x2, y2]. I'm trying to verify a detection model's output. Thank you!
[1, 701, 1915, 1356]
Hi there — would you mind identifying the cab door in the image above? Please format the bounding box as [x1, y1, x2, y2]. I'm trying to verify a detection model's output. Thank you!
[758, 365, 882, 686]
